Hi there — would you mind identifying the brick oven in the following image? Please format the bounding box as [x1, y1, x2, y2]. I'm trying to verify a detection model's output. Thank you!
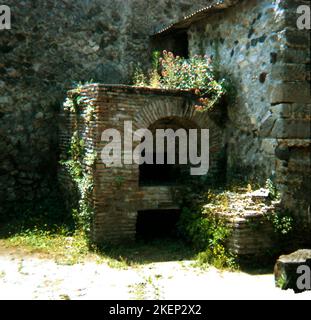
[59, 84, 225, 244]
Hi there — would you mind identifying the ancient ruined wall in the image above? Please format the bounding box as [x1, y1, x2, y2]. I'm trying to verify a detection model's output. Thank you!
[59, 84, 225, 243]
[189, 0, 287, 179]
[188, 0, 310, 236]
[271, 0, 311, 238]
[0, 0, 210, 215]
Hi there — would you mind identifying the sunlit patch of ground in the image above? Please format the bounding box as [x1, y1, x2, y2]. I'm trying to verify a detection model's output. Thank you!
[0, 243, 310, 300]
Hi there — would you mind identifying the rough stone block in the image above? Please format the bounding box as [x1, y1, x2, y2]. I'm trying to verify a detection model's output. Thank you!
[269, 82, 311, 104]
[278, 48, 310, 64]
[271, 119, 311, 139]
[261, 138, 278, 155]
[259, 115, 277, 137]
[274, 249, 311, 293]
[270, 104, 292, 118]
[291, 103, 311, 119]
[271, 64, 309, 82]
[283, 28, 311, 48]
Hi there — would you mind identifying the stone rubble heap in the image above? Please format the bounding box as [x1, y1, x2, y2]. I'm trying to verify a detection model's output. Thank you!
[204, 188, 281, 256]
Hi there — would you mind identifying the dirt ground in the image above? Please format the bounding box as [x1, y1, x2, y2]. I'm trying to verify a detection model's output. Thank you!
[0, 249, 310, 300]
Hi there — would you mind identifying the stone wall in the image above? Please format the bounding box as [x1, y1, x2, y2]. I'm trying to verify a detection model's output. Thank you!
[216, 189, 278, 257]
[187, 0, 310, 238]
[0, 0, 212, 216]
[59, 84, 224, 243]
[270, 1, 311, 241]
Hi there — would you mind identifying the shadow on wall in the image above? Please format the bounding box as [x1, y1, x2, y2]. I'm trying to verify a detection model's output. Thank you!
[94, 63, 123, 84]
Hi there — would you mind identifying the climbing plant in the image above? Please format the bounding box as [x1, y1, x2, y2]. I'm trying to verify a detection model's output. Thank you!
[61, 85, 97, 237]
[264, 179, 294, 236]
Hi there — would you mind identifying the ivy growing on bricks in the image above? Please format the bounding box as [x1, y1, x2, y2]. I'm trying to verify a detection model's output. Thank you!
[61, 84, 97, 237]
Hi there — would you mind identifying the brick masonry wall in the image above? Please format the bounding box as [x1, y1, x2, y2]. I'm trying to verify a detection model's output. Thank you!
[59, 84, 225, 243]
[205, 189, 281, 257]
[225, 212, 275, 257]
[188, 0, 311, 239]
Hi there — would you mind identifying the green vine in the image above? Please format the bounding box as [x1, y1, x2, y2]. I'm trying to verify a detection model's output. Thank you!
[267, 210, 294, 236]
[63, 84, 83, 113]
[60, 85, 97, 237]
[264, 179, 294, 236]
[265, 178, 280, 201]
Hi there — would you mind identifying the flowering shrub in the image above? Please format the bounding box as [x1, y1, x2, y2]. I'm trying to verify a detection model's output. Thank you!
[133, 51, 227, 111]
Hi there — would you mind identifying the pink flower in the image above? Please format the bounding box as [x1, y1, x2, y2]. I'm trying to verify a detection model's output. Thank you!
[195, 105, 204, 111]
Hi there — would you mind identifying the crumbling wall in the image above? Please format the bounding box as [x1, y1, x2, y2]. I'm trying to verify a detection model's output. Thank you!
[188, 0, 310, 239]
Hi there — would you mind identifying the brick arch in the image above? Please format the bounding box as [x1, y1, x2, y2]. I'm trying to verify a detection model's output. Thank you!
[133, 96, 214, 130]
[137, 114, 205, 187]
[132, 96, 224, 158]
[132, 94, 225, 185]
[148, 116, 200, 132]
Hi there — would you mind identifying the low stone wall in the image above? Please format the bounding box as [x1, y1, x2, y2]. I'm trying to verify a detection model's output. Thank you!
[225, 212, 275, 256]
[205, 188, 280, 257]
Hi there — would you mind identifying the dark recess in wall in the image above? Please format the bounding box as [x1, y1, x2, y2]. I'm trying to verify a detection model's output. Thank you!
[136, 209, 181, 240]
[150, 30, 189, 58]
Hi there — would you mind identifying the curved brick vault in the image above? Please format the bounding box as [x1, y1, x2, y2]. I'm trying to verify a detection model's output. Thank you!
[60, 85, 225, 244]
[133, 96, 215, 130]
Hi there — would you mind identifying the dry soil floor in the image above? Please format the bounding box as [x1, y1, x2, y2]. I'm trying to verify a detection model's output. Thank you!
[0, 250, 310, 300]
